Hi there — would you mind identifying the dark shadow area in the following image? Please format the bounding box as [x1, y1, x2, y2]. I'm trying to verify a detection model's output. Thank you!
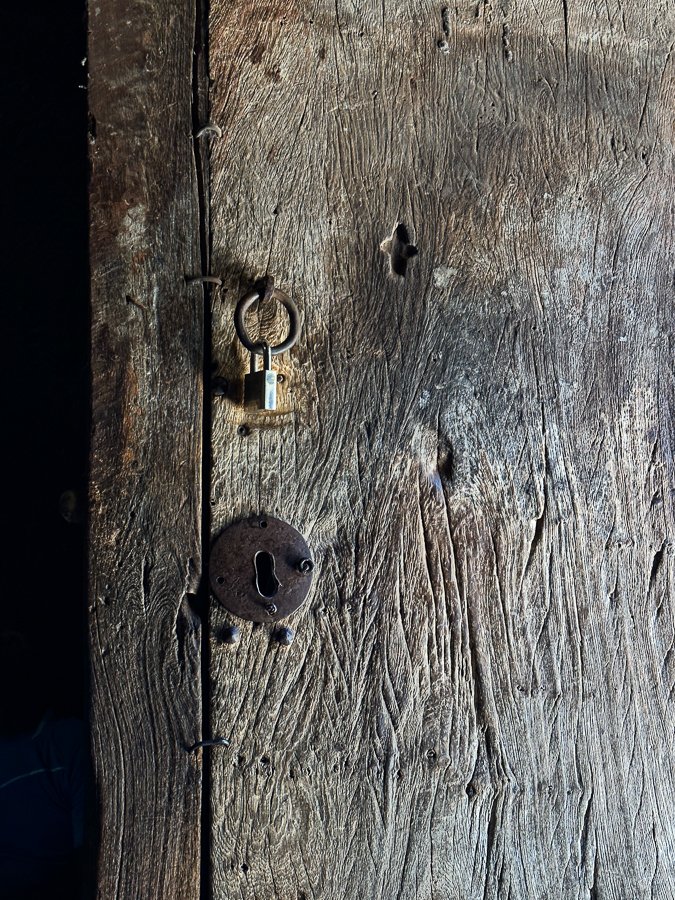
[1, 1, 89, 896]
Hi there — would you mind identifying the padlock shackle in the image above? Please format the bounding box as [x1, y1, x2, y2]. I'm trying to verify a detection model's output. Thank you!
[249, 343, 273, 372]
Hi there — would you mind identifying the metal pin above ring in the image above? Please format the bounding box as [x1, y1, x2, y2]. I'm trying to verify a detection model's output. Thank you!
[185, 275, 223, 286]
[187, 737, 230, 752]
[195, 122, 223, 139]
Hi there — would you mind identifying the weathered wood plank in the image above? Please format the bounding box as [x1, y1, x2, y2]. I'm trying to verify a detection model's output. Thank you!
[88, 0, 204, 894]
[207, 0, 674, 897]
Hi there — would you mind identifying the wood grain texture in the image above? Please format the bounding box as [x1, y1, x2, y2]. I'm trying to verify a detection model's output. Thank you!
[206, 1, 674, 898]
[88, 0, 204, 894]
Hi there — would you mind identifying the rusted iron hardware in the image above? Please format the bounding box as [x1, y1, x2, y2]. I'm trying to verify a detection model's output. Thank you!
[210, 516, 314, 623]
[234, 287, 301, 410]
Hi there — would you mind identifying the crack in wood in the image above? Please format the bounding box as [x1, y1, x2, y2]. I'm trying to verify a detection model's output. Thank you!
[648, 540, 667, 591]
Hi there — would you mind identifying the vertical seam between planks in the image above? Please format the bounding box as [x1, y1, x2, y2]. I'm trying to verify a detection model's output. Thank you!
[191, 0, 213, 892]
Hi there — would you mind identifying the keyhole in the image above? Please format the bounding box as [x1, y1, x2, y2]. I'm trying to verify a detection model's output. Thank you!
[254, 551, 281, 599]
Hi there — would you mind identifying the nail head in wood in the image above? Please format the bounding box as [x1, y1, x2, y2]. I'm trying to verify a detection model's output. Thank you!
[220, 625, 241, 644]
[212, 377, 229, 396]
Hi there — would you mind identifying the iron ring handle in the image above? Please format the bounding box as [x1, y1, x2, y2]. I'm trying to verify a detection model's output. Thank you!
[234, 289, 301, 356]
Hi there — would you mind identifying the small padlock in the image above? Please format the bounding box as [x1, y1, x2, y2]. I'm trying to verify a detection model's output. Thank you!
[234, 286, 301, 412]
[244, 343, 277, 410]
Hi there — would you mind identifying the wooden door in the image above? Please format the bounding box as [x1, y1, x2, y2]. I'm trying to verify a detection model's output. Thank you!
[89, 0, 674, 897]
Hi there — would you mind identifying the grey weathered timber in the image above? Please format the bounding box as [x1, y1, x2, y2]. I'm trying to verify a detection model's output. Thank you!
[88, 0, 204, 894]
[207, 1, 675, 898]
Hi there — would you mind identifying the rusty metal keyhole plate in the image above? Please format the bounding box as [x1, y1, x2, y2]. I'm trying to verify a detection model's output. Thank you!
[209, 516, 314, 623]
